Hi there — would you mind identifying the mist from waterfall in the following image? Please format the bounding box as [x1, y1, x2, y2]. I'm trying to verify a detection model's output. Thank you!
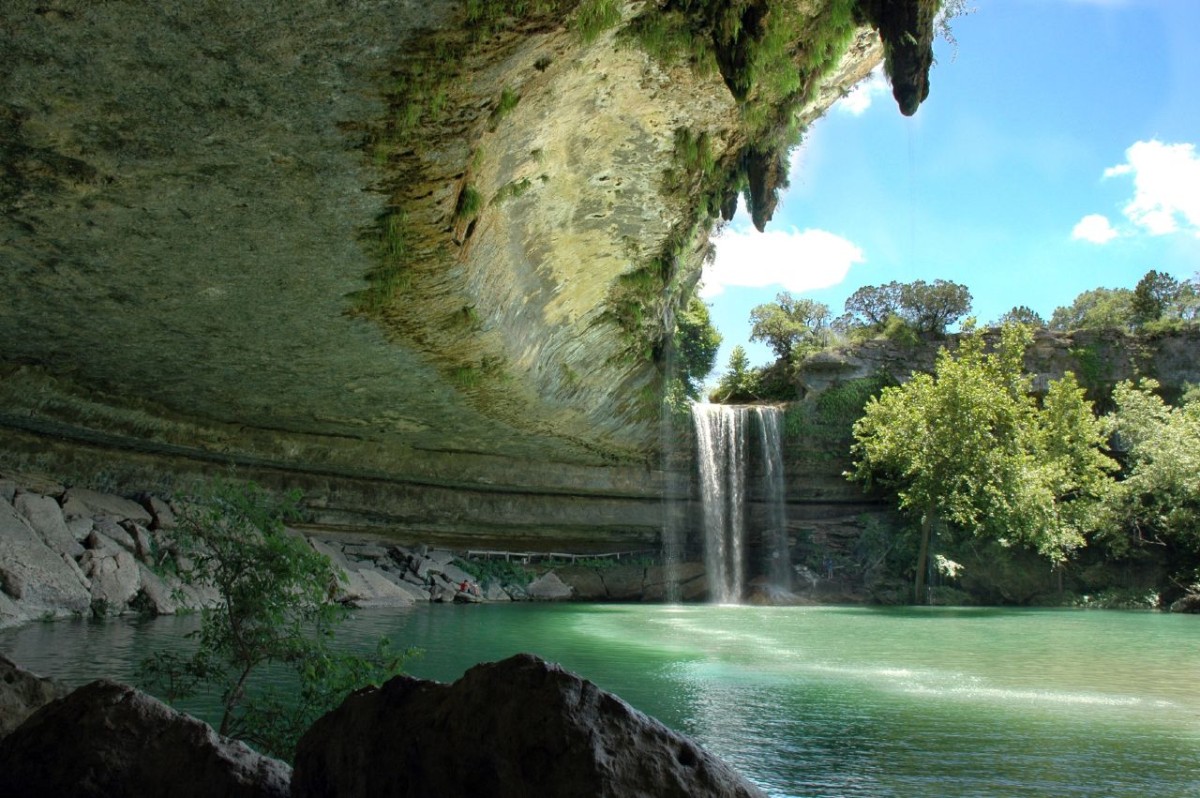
[692, 403, 788, 603]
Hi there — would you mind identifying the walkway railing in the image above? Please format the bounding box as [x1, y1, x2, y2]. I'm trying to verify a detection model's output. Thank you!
[464, 549, 657, 565]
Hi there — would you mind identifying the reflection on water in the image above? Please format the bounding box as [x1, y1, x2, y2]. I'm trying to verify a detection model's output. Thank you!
[3, 605, 1199, 797]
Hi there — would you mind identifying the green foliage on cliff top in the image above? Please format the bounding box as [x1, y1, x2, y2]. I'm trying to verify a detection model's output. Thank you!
[848, 324, 1117, 603]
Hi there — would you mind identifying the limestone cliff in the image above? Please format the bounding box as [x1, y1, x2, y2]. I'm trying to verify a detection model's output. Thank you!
[0, 1, 901, 544]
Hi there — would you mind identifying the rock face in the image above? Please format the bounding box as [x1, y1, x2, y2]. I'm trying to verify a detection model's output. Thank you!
[293, 653, 766, 798]
[0, 654, 70, 740]
[0, 0, 885, 548]
[0, 679, 291, 798]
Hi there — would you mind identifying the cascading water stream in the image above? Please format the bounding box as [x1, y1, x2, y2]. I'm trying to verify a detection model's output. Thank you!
[691, 404, 788, 603]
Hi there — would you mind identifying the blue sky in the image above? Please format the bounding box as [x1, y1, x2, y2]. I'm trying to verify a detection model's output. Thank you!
[703, 0, 1200, 370]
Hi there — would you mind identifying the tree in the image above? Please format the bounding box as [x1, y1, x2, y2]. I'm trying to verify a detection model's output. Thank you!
[674, 296, 722, 398]
[996, 305, 1045, 328]
[1049, 287, 1135, 331]
[1102, 380, 1200, 599]
[712, 345, 759, 402]
[139, 480, 411, 760]
[845, 282, 902, 328]
[749, 292, 830, 361]
[1131, 270, 1181, 326]
[844, 279, 972, 336]
[897, 279, 972, 335]
[847, 324, 1115, 603]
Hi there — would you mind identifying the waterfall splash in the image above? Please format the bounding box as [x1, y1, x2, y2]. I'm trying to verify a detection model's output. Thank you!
[692, 403, 789, 603]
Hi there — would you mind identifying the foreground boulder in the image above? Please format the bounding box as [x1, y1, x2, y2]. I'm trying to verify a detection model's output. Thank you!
[293, 653, 766, 798]
[0, 680, 291, 798]
[0, 654, 70, 740]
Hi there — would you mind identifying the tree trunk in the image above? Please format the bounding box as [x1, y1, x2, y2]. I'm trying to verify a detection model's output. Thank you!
[914, 507, 934, 604]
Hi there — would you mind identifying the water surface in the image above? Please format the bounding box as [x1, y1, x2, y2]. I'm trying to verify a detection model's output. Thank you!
[3, 604, 1198, 797]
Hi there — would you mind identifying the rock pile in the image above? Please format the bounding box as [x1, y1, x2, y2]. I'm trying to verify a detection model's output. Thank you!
[0, 473, 196, 628]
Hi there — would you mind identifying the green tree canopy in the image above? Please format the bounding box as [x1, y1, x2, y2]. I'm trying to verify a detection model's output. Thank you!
[1101, 379, 1200, 598]
[898, 279, 973, 335]
[845, 282, 902, 328]
[848, 324, 1115, 602]
[995, 305, 1046, 328]
[844, 279, 971, 335]
[1049, 287, 1135, 331]
[748, 292, 830, 360]
[712, 344, 759, 402]
[674, 296, 722, 398]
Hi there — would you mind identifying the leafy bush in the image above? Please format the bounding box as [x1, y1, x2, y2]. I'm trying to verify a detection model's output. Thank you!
[138, 479, 413, 761]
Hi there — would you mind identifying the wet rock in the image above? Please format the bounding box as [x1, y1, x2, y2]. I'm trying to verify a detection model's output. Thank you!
[0, 591, 27, 629]
[525, 570, 573, 600]
[0, 654, 70, 740]
[0, 500, 91, 617]
[60, 487, 153, 525]
[0, 680, 291, 798]
[14, 492, 83, 558]
[292, 653, 765, 798]
[598, 564, 646, 600]
[0, 480, 15, 503]
[643, 562, 708, 602]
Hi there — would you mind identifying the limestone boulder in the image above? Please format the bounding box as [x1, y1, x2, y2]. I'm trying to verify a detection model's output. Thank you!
[60, 487, 153, 525]
[80, 547, 141, 615]
[0, 500, 91, 617]
[525, 570, 573, 601]
[343, 543, 389, 560]
[354, 567, 416, 607]
[13, 493, 84, 558]
[554, 565, 608, 599]
[119, 520, 155, 562]
[0, 590, 27, 629]
[292, 653, 765, 798]
[481, 578, 512, 602]
[143, 495, 177, 530]
[134, 563, 179, 616]
[0, 654, 70, 740]
[309, 539, 374, 605]
[643, 562, 708, 602]
[0, 680, 291, 798]
[597, 564, 646, 600]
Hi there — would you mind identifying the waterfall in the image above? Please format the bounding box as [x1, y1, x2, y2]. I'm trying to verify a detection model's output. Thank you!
[756, 406, 790, 587]
[692, 404, 789, 603]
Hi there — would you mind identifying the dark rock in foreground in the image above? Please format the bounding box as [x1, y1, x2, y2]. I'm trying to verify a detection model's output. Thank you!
[293, 653, 766, 798]
[0, 679, 291, 798]
[0, 653, 70, 740]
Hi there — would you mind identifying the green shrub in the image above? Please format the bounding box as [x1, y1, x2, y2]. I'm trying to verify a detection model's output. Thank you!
[138, 479, 414, 761]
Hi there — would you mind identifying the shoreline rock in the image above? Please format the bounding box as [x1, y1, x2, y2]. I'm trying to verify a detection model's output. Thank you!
[293, 653, 766, 798]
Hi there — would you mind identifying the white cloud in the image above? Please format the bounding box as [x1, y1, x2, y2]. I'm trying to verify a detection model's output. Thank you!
[701, 227, 864, 298]
[1071, 213, 1118, 244]
[835, 66, 888, 117]
[1103, 140, 1200, 237]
